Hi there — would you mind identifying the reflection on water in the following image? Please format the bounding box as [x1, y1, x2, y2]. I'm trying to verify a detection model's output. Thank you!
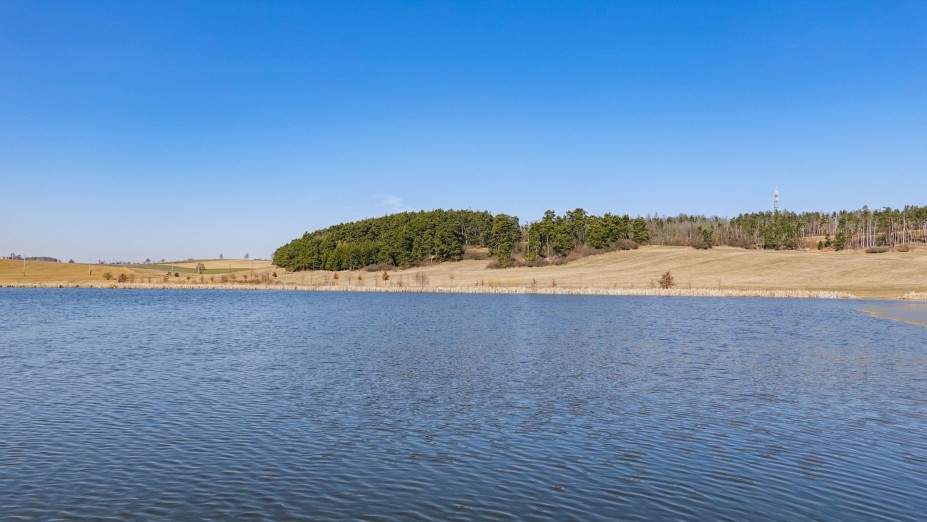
[1, 289, 926, 520]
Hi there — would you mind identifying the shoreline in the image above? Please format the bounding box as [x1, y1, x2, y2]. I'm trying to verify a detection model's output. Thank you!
[4, 246, 927, 301]
[0, 281, 889, 300]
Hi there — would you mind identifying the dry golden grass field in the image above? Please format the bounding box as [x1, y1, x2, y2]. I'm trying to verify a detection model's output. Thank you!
[0, 259, 135, 283]
[3, 247, 926, 300]
[0, 258, 271, 284]
[277, 246, 927, 300]
[172, 259, 273, 270]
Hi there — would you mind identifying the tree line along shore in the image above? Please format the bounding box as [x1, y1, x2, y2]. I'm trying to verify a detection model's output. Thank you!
[272, 205, 927, 272]
[5, 205, 927, 300]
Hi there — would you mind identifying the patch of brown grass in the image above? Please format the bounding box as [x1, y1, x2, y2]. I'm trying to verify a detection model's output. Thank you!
[0, 259, 135, 283]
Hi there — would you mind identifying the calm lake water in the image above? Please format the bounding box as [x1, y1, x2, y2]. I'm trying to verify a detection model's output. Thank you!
[1, 289, 926, 521]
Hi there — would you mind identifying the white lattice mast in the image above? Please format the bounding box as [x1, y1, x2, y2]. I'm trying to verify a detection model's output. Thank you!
[774, 185, 779, 212]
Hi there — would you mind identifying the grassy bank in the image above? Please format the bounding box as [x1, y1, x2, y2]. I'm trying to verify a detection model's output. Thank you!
[0, 281, 855, 299]
[3, 247, 927, 300]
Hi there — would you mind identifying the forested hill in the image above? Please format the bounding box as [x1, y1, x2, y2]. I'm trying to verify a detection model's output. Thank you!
[272, 210, 515, 271]
[275, 205, 927, 272]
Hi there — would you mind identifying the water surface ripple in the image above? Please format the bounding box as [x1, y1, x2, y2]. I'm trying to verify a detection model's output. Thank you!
[1, 289, 925, 520]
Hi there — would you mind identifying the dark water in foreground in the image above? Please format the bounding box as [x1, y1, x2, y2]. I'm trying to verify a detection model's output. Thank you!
[1, 289, 926, 521]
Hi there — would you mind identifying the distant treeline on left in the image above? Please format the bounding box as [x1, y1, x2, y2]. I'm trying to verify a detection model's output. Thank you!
[4, 255, 60, 262]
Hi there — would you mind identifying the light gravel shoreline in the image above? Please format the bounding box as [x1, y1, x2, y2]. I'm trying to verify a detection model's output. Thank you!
[0, 281, 875, 300]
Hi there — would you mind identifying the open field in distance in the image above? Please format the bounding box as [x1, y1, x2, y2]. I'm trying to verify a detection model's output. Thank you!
[0, 259, 135, 283]
[112, 259, 272, 275]
[1, 258, 270, 282]
[171, 259, 273, 270]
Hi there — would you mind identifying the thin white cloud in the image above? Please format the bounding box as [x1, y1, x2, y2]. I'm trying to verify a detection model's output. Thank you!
[379, 194, 411, 213]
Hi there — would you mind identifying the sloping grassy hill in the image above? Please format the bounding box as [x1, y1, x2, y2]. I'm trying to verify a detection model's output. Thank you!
[274, 245, 927, 299]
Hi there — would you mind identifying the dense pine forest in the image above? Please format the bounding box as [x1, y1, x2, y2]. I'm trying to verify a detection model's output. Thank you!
[273, 205, 927, 271]
[272, 210, 499, 271]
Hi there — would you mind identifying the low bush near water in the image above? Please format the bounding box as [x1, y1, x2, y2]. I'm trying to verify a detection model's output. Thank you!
[658, 271, 676, 289]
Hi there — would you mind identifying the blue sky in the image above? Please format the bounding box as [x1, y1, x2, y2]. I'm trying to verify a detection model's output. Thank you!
[2, 1, 925, 261]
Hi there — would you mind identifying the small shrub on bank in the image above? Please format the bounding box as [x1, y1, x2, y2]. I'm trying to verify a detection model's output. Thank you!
[364, 263, 396, 272]
[729, 238, 756, 249]
[381, 271, 389, 281]
[463, 248, 489, 260]
[865, 246, 890, 254]
[522, 257, 550, 267]
[102, 272, 113, 280]
[117, 273, 128, 283]
[613, 239, 639, 250]
[564, 247, 605, 264]
[486, 258, 514, 269]
[563, 251, 583, 263]
[658, 271, 676, 289]
[897, 244, 911, 252]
